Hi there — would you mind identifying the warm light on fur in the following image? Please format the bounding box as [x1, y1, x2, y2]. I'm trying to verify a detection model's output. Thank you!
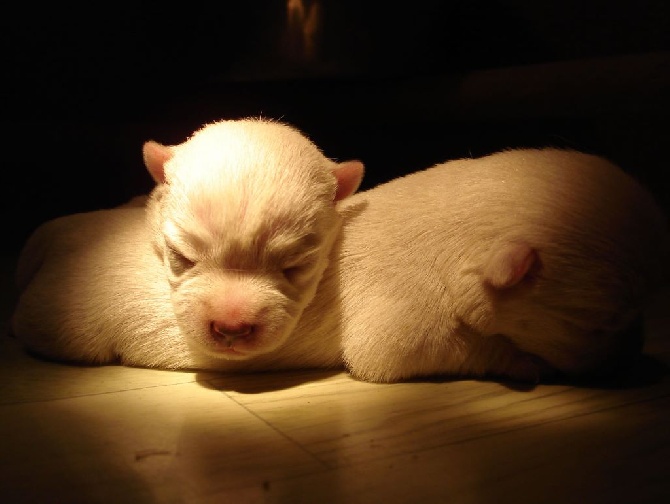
[11, 118, 669, 383]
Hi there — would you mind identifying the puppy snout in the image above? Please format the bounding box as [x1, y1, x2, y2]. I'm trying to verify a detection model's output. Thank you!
[210, 321, 255, 346]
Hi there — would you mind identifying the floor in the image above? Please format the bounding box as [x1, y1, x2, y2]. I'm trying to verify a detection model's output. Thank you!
[1, 253, 669, 504]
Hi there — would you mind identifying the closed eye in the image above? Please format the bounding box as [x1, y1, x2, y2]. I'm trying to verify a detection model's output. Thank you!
[281, 256, 317, 283]
[166, 243, 195, 276]
[282, 265, 302, 282]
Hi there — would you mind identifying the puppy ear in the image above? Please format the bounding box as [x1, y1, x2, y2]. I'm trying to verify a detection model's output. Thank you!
[142, 140, 174, 183]
[483, 242, 538, 289]
[333, 160, 365, 202]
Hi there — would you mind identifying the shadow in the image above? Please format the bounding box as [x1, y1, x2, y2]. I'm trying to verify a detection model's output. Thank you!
[195, 367, 344, 394]
[543, 353, 669, 391]
[395, 351, 669, 394]
[20, 349, 114, 368]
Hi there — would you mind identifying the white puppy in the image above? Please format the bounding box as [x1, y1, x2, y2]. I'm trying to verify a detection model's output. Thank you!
[13, 119, 362, 373]
[337, 149, 667, 382]
[11, 118, 668, 383]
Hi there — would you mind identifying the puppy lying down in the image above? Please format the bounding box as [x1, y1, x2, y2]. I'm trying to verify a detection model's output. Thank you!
[11, 118, 668, 383]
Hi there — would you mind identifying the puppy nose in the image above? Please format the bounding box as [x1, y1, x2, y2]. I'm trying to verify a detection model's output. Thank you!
[210, 321, 254, 346]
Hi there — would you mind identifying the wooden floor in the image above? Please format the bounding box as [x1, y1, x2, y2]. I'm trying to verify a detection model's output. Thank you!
[1, 256, 669, 503]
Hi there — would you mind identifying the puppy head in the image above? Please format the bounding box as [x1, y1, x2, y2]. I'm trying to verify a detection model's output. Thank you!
[143, 118, 364, 360]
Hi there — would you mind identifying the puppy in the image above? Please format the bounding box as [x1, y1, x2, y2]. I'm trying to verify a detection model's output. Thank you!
[11, 119, 668, 383]
[336, 149, 668, 382]
[12, 118, 362, 372]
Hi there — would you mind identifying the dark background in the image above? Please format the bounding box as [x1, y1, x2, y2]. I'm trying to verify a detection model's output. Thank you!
[2, 0, 669, 257]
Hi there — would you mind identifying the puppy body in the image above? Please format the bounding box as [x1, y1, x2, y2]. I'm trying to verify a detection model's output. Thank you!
[336, 150, 668, 381]
[12, 120, 668, 382]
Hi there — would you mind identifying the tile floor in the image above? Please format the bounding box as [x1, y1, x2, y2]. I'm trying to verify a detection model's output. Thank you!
[1, 255, 669, 504]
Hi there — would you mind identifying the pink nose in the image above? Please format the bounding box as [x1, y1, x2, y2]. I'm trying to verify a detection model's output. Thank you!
[210, 321, 255, 346]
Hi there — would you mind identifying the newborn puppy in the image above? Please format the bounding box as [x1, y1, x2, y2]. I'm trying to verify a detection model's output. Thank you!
[12, 118, 363, 371]
[141, 119, 363, 367]
[11, 119, 668, 383]
[335, 149, 668, 382]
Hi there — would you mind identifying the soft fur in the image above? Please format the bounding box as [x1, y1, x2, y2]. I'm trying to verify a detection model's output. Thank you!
[11, 118, 669, 383]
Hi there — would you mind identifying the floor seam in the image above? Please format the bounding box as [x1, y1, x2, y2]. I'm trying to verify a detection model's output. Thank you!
[223, 391, 332, 470]
[0, 379, 201, 406]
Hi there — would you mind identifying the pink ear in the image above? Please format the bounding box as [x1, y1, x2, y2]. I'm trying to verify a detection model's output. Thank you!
[333, 160, 365, 202]
[483, 242, 538, 289]
[142, 140, 174, 183]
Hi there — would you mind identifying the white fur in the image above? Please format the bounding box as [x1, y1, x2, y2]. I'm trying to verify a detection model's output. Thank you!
[337, 149, 668, 381]
[12, 119, 669, 383]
